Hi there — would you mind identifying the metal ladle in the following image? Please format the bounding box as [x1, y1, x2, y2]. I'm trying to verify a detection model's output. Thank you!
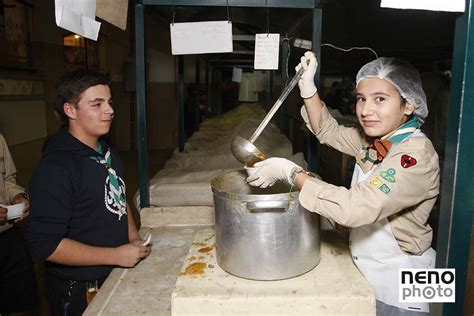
[231, 65, 306, 165]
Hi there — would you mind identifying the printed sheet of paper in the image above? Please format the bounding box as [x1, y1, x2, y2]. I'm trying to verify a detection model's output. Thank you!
[381, 0, 464, 12]
[170, 21, 233, 55]
[254, 33, 280, 70]
[55, 0, 101, 40]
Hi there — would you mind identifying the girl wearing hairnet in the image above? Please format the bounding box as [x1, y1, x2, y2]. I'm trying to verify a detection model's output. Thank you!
[247, 52, 439, 315]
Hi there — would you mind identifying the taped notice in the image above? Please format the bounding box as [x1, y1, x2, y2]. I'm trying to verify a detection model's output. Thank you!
[170, 21, 233, 55]
[381, 0, 464, 12]
[254, 33, 280, 70]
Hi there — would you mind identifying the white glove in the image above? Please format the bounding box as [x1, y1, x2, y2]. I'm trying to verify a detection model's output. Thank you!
[295, 51, 318, 99]
[246, 157, 303, 188]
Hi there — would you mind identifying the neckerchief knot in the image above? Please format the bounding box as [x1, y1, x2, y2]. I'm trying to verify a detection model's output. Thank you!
[356, 116, 420, 173]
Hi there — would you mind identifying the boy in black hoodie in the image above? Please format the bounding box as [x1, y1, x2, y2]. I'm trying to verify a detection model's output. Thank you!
[28, 69, 151, 315]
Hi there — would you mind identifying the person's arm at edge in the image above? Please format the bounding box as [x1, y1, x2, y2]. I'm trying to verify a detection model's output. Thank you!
[294, 172, 313, 191]
[47, 236, 148, 267]
[295, 92, 325, 191]
[47, 238, 122, 266]
[46, 205, 146, 267]
[0, 135, 25, 201]
[303, 92, 325, 136]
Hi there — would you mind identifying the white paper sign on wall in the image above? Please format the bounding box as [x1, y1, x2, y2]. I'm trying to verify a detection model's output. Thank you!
[170, 21, 233, 55]
[254, 33, 280, 70]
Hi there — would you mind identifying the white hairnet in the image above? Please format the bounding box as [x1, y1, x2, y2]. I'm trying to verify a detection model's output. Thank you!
[356, 57, 428, 123]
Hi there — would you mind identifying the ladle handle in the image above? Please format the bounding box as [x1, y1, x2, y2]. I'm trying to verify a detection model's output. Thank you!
[249, 66, 305, 144]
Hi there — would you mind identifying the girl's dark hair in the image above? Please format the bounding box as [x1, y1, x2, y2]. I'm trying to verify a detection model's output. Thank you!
[55, 69, 111, 124]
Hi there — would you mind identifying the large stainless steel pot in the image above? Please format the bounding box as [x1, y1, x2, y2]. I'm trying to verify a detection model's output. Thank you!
[211, 170, 320, 280]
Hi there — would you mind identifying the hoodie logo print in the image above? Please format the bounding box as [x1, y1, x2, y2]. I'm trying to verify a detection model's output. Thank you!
[104, 176, 127, 219]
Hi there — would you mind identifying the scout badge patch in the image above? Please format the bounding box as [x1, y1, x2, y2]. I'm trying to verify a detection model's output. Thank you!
[401, 154, 417, 168]
[380, 168, 396, 183]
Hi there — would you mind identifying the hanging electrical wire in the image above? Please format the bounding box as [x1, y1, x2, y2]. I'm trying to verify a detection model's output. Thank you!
[226, 0, 231, 23]
[321, 43, 379, 59]
[265, 0, 270, 36]
[171, 0, 176, 25]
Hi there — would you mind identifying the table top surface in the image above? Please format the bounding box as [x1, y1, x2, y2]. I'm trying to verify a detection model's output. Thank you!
[85, 227, 375, 315]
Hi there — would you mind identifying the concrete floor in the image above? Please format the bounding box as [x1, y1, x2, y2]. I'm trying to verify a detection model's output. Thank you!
[9, 138, 173, 315]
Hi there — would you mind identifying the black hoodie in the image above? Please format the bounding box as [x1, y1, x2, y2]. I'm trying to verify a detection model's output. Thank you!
[27, 127, 129, 281]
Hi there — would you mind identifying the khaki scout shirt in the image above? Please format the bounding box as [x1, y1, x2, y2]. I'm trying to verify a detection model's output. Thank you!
[0, 134, 25, 233]
[299, 106, 440, 255]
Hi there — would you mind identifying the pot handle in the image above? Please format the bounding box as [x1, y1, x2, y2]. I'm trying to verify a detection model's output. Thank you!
[244, 200, 290, 213]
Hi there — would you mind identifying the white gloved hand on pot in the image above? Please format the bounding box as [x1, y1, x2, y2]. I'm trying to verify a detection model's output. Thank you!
[295, 51, 318, 99]
[246, 157, 303, 188]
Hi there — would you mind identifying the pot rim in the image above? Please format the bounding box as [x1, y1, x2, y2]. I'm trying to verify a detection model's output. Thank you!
[211, 170, 299, 200]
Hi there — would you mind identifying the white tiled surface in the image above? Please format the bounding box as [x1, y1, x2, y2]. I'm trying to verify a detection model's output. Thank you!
[172, 229, 375, 315]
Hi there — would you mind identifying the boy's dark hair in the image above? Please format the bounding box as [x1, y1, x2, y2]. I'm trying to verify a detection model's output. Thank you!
[55, 69, 111, 125]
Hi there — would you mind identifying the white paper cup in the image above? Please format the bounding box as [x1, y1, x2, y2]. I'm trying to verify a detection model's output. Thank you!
[6, 203, 25, 220]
